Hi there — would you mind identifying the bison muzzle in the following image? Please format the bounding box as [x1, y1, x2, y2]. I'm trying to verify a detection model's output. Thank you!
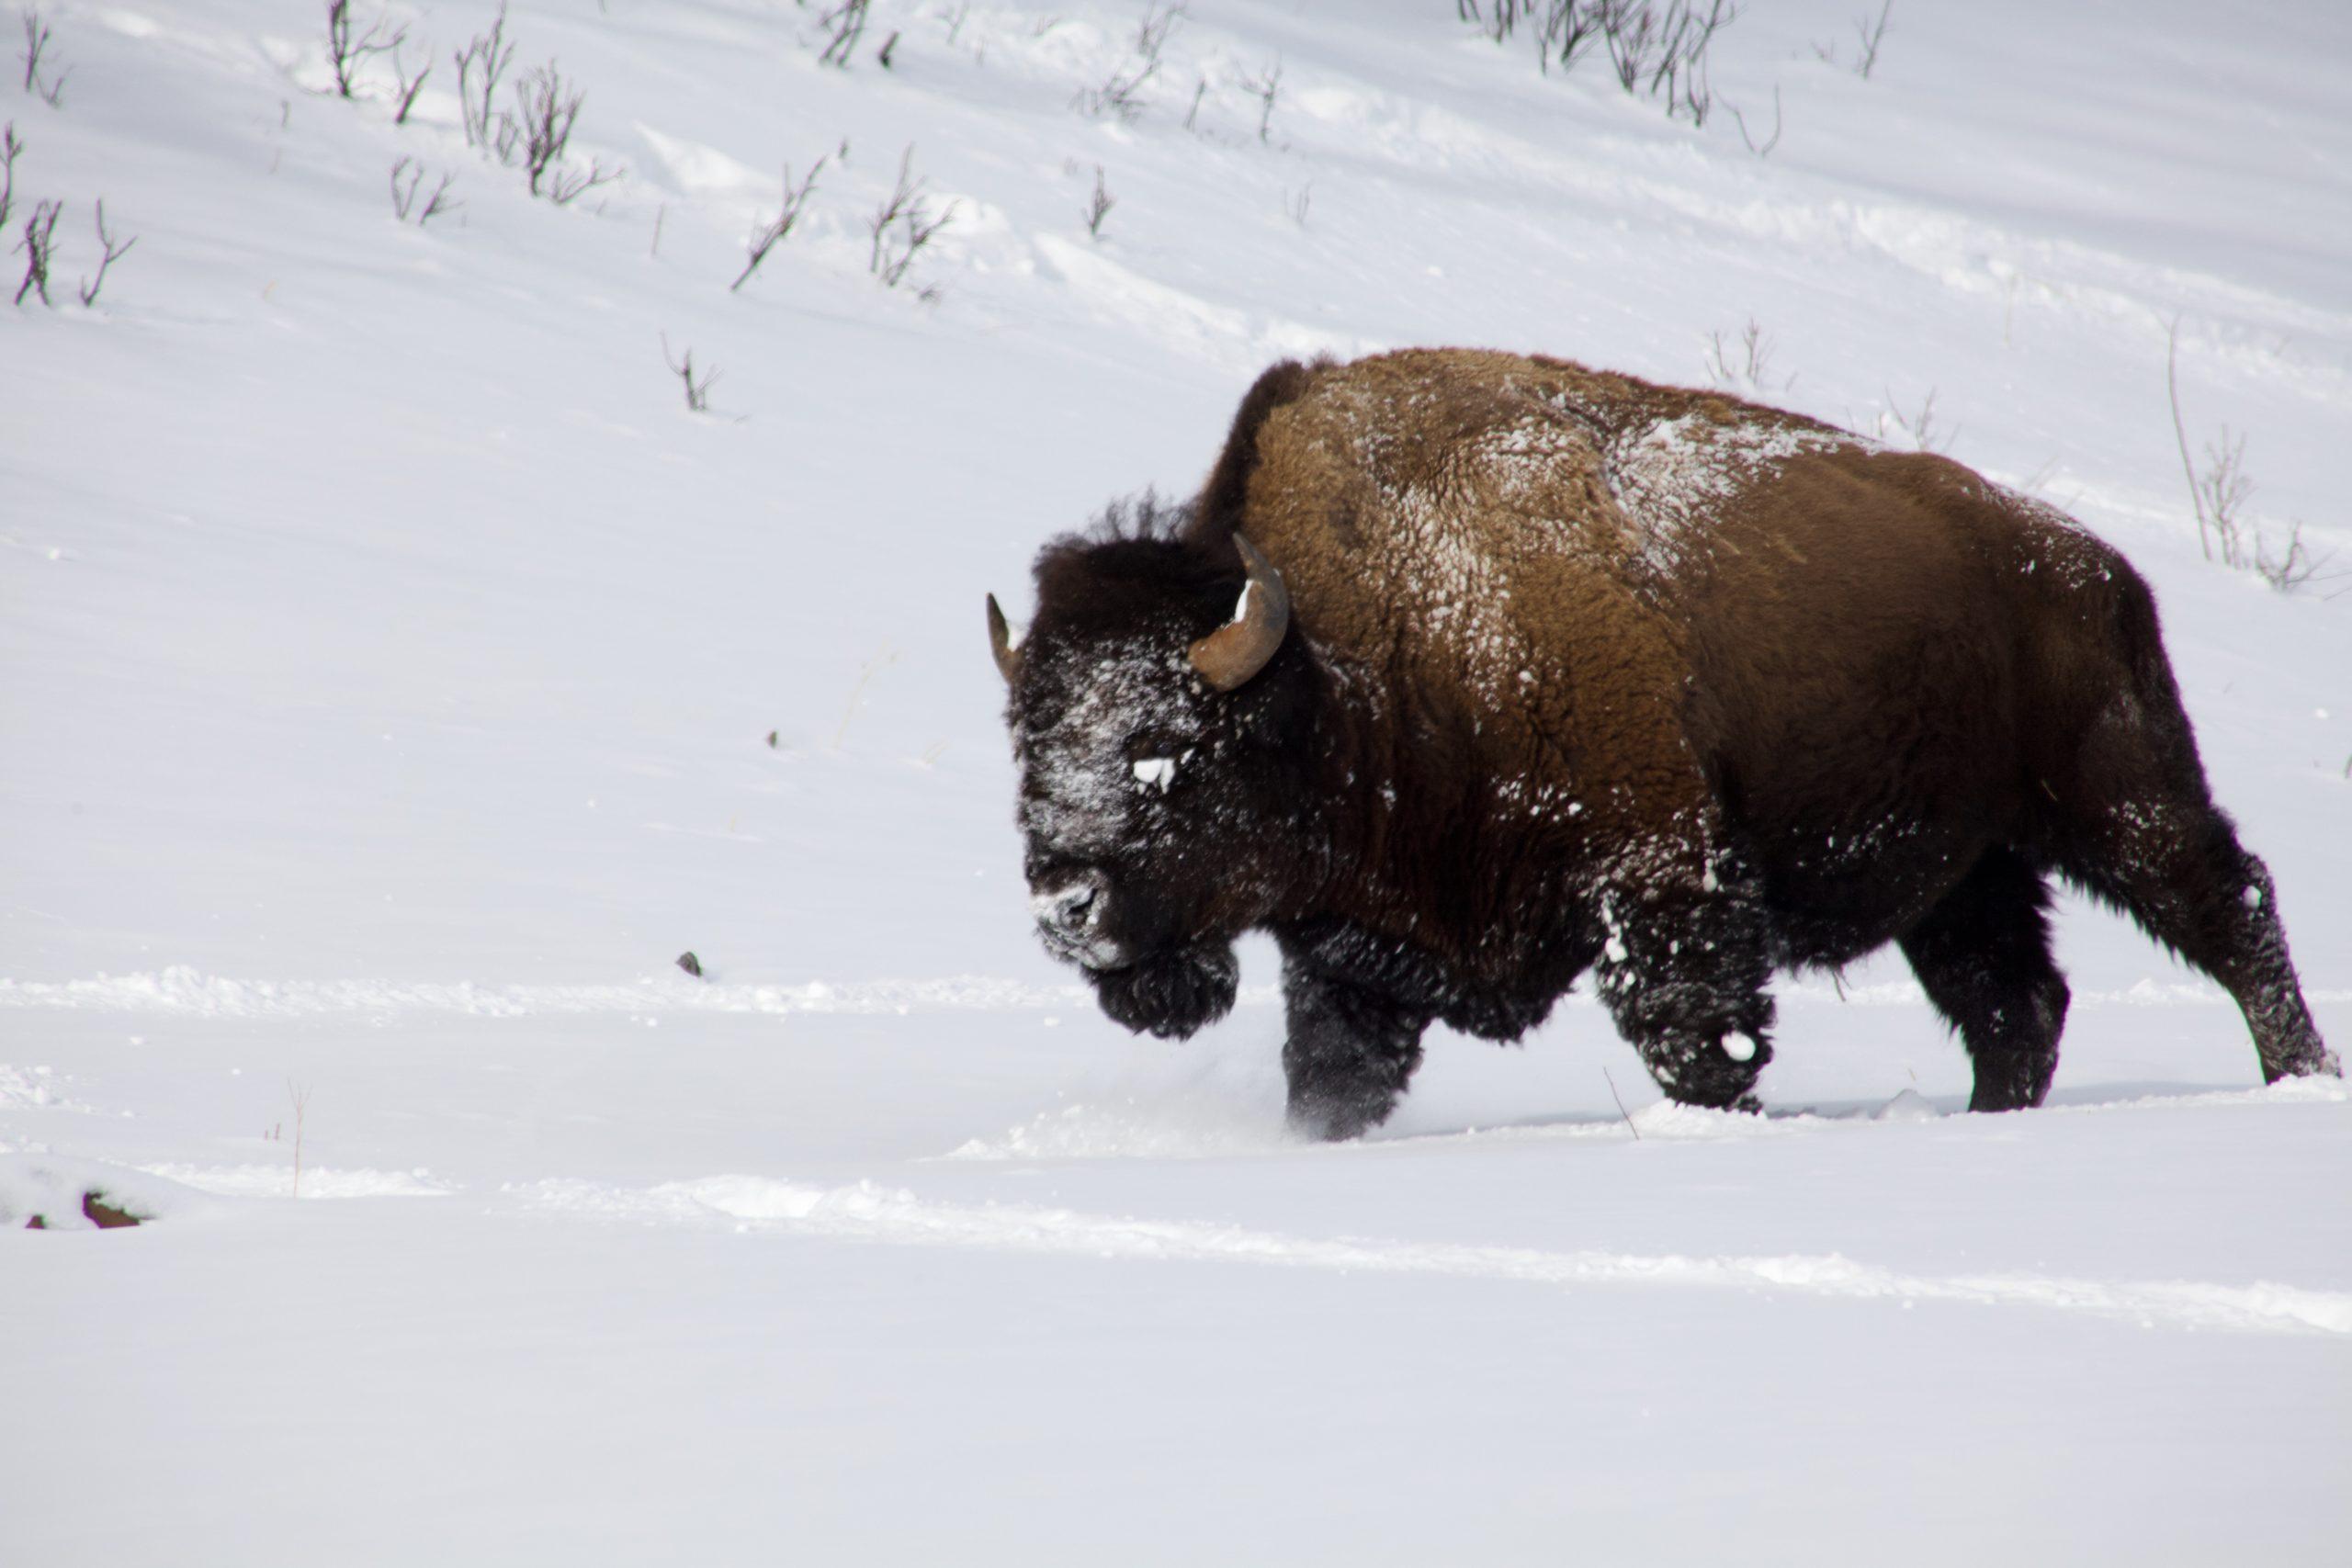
[987, 349, 2337, 1139]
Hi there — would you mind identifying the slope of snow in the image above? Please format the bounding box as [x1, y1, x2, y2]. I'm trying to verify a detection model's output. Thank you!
[5, 1, 2347, 1562]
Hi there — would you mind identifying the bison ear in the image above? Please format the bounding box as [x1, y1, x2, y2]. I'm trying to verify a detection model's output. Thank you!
[986, 594, 1022, 686]
[1188, 533, 1290, 693]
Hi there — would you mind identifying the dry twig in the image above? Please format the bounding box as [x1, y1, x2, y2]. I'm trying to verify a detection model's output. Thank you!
[324, 0, 405, 100]
[74, 197, 132, 303]
[662, 333, 718, 412]
[12, 194, 57, 305]
[732, 153, 827, 290]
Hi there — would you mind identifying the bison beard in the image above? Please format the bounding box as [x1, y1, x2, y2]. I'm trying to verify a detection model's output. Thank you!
[1088, 942, 1239, 1041]
[989, 348, 2338, 1139]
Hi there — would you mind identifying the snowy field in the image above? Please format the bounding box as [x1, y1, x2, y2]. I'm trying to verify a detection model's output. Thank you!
[5, 0, 2349, 1562]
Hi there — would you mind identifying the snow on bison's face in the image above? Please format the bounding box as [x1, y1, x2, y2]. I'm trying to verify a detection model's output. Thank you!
[989, 533, 1306, 1040]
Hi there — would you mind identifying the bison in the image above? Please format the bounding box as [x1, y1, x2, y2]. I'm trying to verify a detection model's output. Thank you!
[985, 349, 2336, 1139]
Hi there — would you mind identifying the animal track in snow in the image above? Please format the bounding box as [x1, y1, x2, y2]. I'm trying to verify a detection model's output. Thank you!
[513, 1171, 2352, 1338]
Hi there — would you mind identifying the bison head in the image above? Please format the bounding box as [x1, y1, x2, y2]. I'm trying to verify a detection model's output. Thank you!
[989, 522, 1312, 1039]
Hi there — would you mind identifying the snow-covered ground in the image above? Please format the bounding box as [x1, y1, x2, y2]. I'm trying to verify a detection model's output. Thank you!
[5, 1, 2347, 1561]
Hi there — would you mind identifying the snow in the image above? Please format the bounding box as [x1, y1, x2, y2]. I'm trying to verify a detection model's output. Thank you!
[5, 0, 2349, 1562]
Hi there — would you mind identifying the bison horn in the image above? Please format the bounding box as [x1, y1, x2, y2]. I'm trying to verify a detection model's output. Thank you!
[986, 593, 1022, 685]
[1189, 533, 1290, 692]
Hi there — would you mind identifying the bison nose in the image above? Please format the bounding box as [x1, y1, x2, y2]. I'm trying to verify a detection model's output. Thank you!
[1034, 872, 1109, 940]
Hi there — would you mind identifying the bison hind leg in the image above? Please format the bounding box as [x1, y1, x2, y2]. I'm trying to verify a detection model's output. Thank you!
[2064, 810, 2335, 1087]
[1897, 848, 2071, 1111]
[2049, 602, 2335, 1087]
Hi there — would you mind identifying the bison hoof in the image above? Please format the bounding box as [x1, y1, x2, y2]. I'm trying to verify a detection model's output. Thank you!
[1967, 1047, 2060, 1112]
[1091, 943, 1239, 1041]
[1285, 1094, 1390, 1143]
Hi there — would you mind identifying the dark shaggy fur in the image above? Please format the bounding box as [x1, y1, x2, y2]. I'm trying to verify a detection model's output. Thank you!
[994, 348, 2336, 1137]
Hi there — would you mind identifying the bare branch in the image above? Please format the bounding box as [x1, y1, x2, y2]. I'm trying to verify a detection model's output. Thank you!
[389, 156, 460, 226]
[818, 0, 870, 68]
[0, 122, 20, 231]
[324, 1, 406, 100]
[498, 62, 619, 203]
[1083, 163, 1114, 239]
[1729, 84, 1781, 156]
[511, 62, 579, 196]
[1878, 385, 1951, 454]
[1603, 1067, 1641, 1139]
[453, 5, 515, 152]
[21, 9, 66, 107]
[1075, 58, 1156, 120]
[1136, 2, 1186, 64]
[391, 44, 430, 125]
[1852, 0, 1892, 79]
[1241, 58, 1281, 143]
[544, 156, 622, 206]
[2165, 313, 2213, 561]
[732, 152, 828, 290]
[12, 195, 58, 306]
[1704, 318, 1785, 394]
[866, 145, 955, 288]
[74, 197, 133, 304]
[1475, 2, 1737, 127]
[20, 10, 49, 93]
[662, 333, 718, 413]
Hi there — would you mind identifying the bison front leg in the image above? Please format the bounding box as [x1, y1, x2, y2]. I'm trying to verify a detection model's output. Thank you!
[1592, 889, 1776, 1111]
[1278, 955, 1434, 1142]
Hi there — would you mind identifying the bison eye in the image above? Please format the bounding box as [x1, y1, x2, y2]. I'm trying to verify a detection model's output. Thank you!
[1131, 755, 1179, 793]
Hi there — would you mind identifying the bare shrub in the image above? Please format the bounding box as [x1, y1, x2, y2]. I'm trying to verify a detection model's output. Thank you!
[1876, 385, 1949, 453]
[511, 63, 621, 203]
[454, 5, 516, 151]
[2165, 320, 2337, 592]
[1083, 164, 1114, 238]
[1702, 318, 1791, 395]
[2252, 522, 2331, 594]
[389, 156, 459, 225]
[1851, 0, 1891, 79]
[391, 43, 430, 124]
[19, 9, 48, 91]
[1728, 83, 1780, 155]
[1076, 3, 1185, 121]
[0, 122, 19, 229]
[324, 1, 405, 100]
[876, 29, 899, 68]
[732, 152, 827, 290]
[1075, 57, 1155, 121]
[12, 193, 56, 305]
[818, 0, 870, 68]
[1461, 1, 1736, 126]
[866, 145, 955, 289]
[1135, 2, 1186, 62]
[2167, 315, 2233, 565]
[1240, 58, 1281, 142]
[21, 9, 65, 106]
[74, 197, 130, 303]
[662, 333, 717, 412]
